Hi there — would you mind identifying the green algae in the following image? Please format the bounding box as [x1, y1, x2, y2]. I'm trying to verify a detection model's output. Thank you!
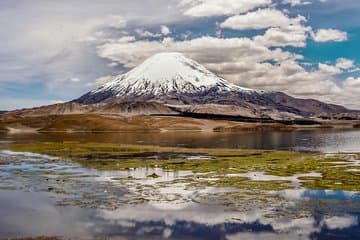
[8, 141, 360, 191]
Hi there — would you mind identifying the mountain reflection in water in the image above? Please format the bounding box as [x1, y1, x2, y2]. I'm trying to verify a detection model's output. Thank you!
[0, 148, 359, 239]
[0, 190, 359, 240]
[1, 129, 360, 152]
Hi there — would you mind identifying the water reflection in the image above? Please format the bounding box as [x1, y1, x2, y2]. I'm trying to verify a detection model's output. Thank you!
[0, 150, 360, 239]
[277, 189, 360, 201]
[1, 190, 359, 239]
[1, 129, 360, 152]
[1, 131, 360, 239]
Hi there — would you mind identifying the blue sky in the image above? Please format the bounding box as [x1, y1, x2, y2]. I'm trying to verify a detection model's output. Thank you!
[1, 0, 360, 110]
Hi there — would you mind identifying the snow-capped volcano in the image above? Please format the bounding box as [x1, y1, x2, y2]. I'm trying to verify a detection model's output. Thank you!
[76, 52, 258, 104]
[75, 52, 351, 120]
[95, 52, 254, 95]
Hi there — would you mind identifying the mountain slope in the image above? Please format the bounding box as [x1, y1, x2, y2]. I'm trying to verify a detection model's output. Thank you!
[76, 52, 259, 104]
[75, 52, 353, 120]
[7, 102, 176, 117]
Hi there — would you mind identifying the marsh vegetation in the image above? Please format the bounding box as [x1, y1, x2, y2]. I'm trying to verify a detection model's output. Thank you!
[1, 132, 360, 239]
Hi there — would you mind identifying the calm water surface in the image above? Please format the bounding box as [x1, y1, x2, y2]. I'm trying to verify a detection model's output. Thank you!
[1, 128, 360, 152]
[0, 129, 359, 239]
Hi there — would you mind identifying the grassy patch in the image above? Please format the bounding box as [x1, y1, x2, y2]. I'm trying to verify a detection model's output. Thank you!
[8, 142, 360, 191]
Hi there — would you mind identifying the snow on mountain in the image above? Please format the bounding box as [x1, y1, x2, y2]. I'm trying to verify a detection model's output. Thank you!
[74, 52, 353, 120]
[91, 52, 256, 97]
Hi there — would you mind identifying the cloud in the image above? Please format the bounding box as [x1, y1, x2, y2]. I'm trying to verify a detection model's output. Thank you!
[107, 62, 119, 68]
[69, 77, 81, 83]
[97, 36, 300, 69]
[220, 8, 311, 48]
[318, 63, 342, 75]
[114, 36, 137, 43]
[180, 0, 272, 17]
[102, 15, 127, 29]
[161, 25, 172, 36]
[0, 98, 61, 111]
[135, 29, 162, 38]
[322, 216, 358, 230]
[312, 29, 348, 42]
[220, 9, 306, 31]
[325, 77, 360, 109]
[0, 0, 188, 108]
[253, 25, 310, 47]
[343, 77, 360, 89]
[135, 25, 172, 38]
[336, 58, 355, 70]
[282, 0, 328, 6]
[93, 75, 117, 87]
[282, 0, 312, 6]
[0, 4, 133, 94]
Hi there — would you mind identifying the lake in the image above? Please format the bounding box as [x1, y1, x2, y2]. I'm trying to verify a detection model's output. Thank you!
[0, 129, 360, 239]
[1, 128, 360, 152]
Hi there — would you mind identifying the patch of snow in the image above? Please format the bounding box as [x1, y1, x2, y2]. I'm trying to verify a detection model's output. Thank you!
[92, 52, 257, 97]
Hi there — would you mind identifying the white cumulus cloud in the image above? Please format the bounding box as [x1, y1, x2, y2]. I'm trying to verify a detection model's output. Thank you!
[336, 58, 355, 70]
[161, 25, 172, 36]
[180, 0, 272, 17]
[322, 216, 358, 230]
[282, 0, 312, 6]
[312, 29, 348, 42]
[220, 9, 306, 31]
[220, 8, 311, 48]
[254, 25, 310, 47]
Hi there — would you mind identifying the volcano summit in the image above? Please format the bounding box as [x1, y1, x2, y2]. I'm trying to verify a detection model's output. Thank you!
[76, 52, 258, 105]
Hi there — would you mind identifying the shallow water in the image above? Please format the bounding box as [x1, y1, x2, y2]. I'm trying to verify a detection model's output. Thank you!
[1, 128, 360, 152]
[0, 130, 360, 239]
[1, 189, 359, 240]
[0, 149, 360, 239]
